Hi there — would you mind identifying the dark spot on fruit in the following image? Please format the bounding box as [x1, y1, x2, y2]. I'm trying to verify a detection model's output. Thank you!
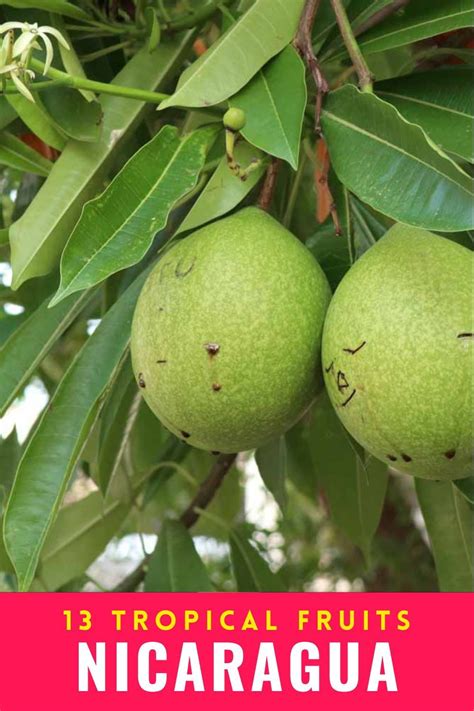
[175, 257, 196, 278]
[205, 343, 220, 357]
[444, 449, 456, 459]
[387, 454, 397, 462]
[180, 430, 191, 439]
[457, 332, 473, 339]
[343, 341, 367, 355]
[211, 450, 221, 456]
[212, 383, 222, 392]
[341, 389, 356, 407]
[156, 359, 167, 364]
[159, 306, 164, 312]
[337, 371, 350, 392]
[401, 453, 412, 463]
[138, 373, 146, 389]
[325, 361, 334, 374]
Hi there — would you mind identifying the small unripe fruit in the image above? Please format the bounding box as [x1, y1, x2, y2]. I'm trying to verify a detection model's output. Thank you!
[131, 208, 331, 452]
[223, 107, 246, 132]
[322, 224, 473, 480]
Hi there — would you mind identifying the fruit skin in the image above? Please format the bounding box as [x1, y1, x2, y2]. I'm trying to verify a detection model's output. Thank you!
[131, 207, 331, 453]
[322, 224, 473, 480]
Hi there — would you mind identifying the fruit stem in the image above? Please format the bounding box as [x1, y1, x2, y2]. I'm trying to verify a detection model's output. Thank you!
[329, 0, 374, 92]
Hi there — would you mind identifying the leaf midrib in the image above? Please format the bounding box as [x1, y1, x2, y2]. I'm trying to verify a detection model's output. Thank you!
[323, 109, 473, 197]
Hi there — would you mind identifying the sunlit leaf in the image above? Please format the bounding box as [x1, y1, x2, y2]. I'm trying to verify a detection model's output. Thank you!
[51, 125, 217, 306]
[322, 85, 474, 232]
[160, 0, 305, 109]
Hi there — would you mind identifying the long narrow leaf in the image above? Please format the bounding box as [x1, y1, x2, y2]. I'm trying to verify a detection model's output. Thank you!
[160, 0, 305, 109]
[50, 125, 218, 306]
[10, 36, 194, 290]
[0, 290, 93, 417]
[416, 480, 473, 592]
[0, 131, 52, 176]
[3, 268, 149, 591]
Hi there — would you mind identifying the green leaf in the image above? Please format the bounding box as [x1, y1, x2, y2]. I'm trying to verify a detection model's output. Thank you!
[0, 228, 9, 246]
[0, 430, 21, 505]
[229, 46, 306, 169]
[3, 268, 149, 591]
[230, 527, 286, 591]
[256, 436, 287, 512]
[350, 196, 390, 258]
[0, 96, 17, 131]
[145, 7, 161, 52]
[9, 36, 194, 290]
[50, 125, 217, 306]
[177, 142, 265, 234]
[310, 394, 388, 561]
[357, 0, 474, 55]
[416, 480, 473, 592]
[2, 0, 91, 21]
[160, 0, 305, 109]
[38, 87, 104, 144]
[307, 223, 351, 290]
[97, 361, 139, 497]
[454, 476, 474, 505]
[51, 15, 95, 102]
[0, 131, 52, 176]
[376, 67, 474, 161]
[0, 289, 93, 417]
[285, 419, 318, 500]
[35, 490, 130, 591]
[6, 95, 66, 152]
[144, 519, 213, 592]
[322, 85, 474, 232]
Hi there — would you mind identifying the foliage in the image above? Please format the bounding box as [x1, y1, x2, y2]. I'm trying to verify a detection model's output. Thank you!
[0, 0, 472, 593]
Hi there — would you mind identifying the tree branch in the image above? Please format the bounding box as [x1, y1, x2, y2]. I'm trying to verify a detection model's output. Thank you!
[257, 158, 282, 212]
[294, 0, 329, 134]
[180, 453, 237, 528]
[112, 453, 237, 591]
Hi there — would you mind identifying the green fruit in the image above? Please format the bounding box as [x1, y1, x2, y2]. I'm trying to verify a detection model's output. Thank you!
[322, 224, 473, 480]
[131, 207, 331, 452]
[223, 107, 246, 132]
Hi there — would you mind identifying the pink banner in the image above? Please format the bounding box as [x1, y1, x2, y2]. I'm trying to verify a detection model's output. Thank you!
[0, 593, 472, 709]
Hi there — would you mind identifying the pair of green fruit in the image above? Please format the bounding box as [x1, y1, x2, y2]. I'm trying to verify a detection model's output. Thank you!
[131, 207, 473, 481]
